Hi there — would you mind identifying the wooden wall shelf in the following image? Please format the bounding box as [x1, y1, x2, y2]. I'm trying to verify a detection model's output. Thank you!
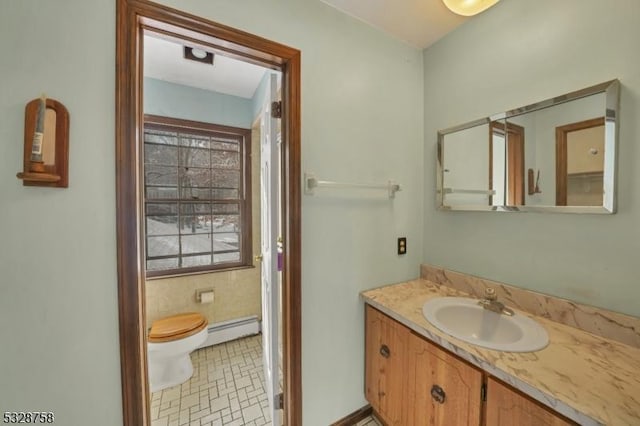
[17, 97, 69, 188]
[16, 172, 62, 183]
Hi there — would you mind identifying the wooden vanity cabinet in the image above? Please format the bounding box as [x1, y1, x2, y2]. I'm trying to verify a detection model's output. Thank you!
[365, 304, 579, 426]
[405, 331, 483, 425]
[365, 305, 409, 425]
[485, 377, 578, 426]
[366, 305, 482, 425]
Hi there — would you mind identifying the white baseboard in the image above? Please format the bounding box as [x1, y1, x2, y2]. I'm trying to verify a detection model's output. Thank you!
[198, 315, 261, 349]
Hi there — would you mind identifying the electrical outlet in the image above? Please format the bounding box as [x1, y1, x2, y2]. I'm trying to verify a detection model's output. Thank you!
[397, 237, 407, 255]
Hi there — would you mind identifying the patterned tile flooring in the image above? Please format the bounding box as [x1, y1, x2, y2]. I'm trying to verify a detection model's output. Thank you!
[151, 334, 271, 426]
[150, 333, 384, 426]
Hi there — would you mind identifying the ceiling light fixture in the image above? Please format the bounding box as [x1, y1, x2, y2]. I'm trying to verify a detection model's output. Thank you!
[183, 46, 215, 65]
[442, 0, 500, 16]
[190, 48, 208, 59]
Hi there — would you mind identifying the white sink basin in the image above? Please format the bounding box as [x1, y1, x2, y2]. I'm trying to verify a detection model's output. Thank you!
[422, 297, 549, 352]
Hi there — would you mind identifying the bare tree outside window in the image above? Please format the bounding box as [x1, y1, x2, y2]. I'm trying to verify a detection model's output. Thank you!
[143, 115, 252, 277]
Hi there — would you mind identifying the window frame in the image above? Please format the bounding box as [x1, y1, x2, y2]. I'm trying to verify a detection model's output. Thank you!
[143, 114, 252, 278]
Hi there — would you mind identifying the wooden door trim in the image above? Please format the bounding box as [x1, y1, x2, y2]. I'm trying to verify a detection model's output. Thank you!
[115, 1, 302, 425]
[555, 117, 604, 206]
[507, 123, 525, 206]
[489, 121, 525, 206]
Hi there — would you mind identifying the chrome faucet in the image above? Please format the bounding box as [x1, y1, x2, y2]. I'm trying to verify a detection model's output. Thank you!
[478, 288, 514, 316]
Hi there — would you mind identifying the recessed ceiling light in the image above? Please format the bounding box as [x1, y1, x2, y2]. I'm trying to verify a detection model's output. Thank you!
[191, 48, 207, 59]
[183, 46, 215, 65]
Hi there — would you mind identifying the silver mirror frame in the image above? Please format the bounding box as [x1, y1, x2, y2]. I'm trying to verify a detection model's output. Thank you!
[437, 79, 620, 213]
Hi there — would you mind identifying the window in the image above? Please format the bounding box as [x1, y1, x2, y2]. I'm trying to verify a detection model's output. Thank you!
[143, 115, 252, 277]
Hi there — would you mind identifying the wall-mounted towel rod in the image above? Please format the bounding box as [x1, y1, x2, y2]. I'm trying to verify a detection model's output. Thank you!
[304, 172, 401, 198]
[443, 188, 496, 195]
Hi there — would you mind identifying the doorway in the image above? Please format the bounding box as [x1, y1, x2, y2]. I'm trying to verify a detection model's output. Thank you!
[555, 117, 605, 206]
[489, 121, 525, 206]
[115, 1, 301, 425]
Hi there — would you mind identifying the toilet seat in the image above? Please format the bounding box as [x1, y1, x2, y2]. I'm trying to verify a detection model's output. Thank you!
[149, 312, 207, 343]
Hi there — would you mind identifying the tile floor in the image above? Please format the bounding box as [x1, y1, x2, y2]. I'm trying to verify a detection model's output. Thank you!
[151, 334, 271, 426]
[150, 334, 382, 426]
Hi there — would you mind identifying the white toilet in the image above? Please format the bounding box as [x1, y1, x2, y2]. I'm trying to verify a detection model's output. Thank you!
[147, 312, 209, 393]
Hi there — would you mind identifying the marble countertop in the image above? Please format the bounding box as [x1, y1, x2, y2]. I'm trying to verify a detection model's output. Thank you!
[361, 279, 640, 426]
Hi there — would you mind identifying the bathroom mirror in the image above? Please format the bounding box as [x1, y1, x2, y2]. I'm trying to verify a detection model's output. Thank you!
[437, 79, 620, 213]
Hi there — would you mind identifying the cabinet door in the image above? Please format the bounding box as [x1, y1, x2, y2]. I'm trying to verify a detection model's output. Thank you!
[365, 305, 408, 425]
[486, 377, 578, 426]
[405, 332, 483, 426]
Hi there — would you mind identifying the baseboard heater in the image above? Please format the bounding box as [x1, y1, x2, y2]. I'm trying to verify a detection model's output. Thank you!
[198, 315, 261, 349]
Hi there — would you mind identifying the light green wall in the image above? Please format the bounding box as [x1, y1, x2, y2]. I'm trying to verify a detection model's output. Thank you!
[423, 0, 640, 316]
[1, 0, 423, 425]
[0, 1, 122, 425]
[144, 77, 254, 128]
[4, 0, 637, 424]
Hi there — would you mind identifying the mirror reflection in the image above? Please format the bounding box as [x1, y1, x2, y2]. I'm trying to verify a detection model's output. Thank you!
[438, 80, 619, 213]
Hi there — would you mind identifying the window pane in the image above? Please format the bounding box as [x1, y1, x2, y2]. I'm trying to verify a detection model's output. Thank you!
[212, 204, 239, 214]
[180, 134, 210, 149]
[147, 258, 178, 271]
[181, 234, 213, 254]
[180, 166, 210, 184]
[179, 167, 210, 200]
[215, 215, 240, 233]
[145, 130, 178, 146]
[210, 217, 223, 230]
[214, 251, 240, 264]
[178, 215, 210, 235]
[145, 144, 178, 166]
[212, 169, 240, 189]
[146, 186, 179, 199]
[212, 189, 239, 199]
[180, 147, 210, 168]
[214, 231, 239, 251]
[182, 255, 212, 268]
[147, 235, 179, 257]
[211, 138, 239, 151]
[212, 150, 240, 169]
[146, 216, 178, 236]
[146, 202, 178, 215]
[180, 203, 211, 215]
[178, 187, 210, 200]
[146, 165, 178, 186]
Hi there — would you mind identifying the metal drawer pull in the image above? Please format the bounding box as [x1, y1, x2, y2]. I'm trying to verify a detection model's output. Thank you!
[380, 344, 390, 358]
[431, 384, 446, 404]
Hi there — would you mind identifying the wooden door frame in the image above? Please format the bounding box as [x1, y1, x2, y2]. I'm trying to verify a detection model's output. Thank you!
[489, 121, 525, 206]
[555, 117, 604, 206]
[115, 1, 302, 425]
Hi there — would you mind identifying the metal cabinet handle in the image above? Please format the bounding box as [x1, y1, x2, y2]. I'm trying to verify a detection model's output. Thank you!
[379, 344, 390, 358]
[431, 384, 446, 404]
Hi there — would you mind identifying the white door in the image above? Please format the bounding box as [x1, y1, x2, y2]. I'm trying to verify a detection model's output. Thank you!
[260, 73, 281, 425]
